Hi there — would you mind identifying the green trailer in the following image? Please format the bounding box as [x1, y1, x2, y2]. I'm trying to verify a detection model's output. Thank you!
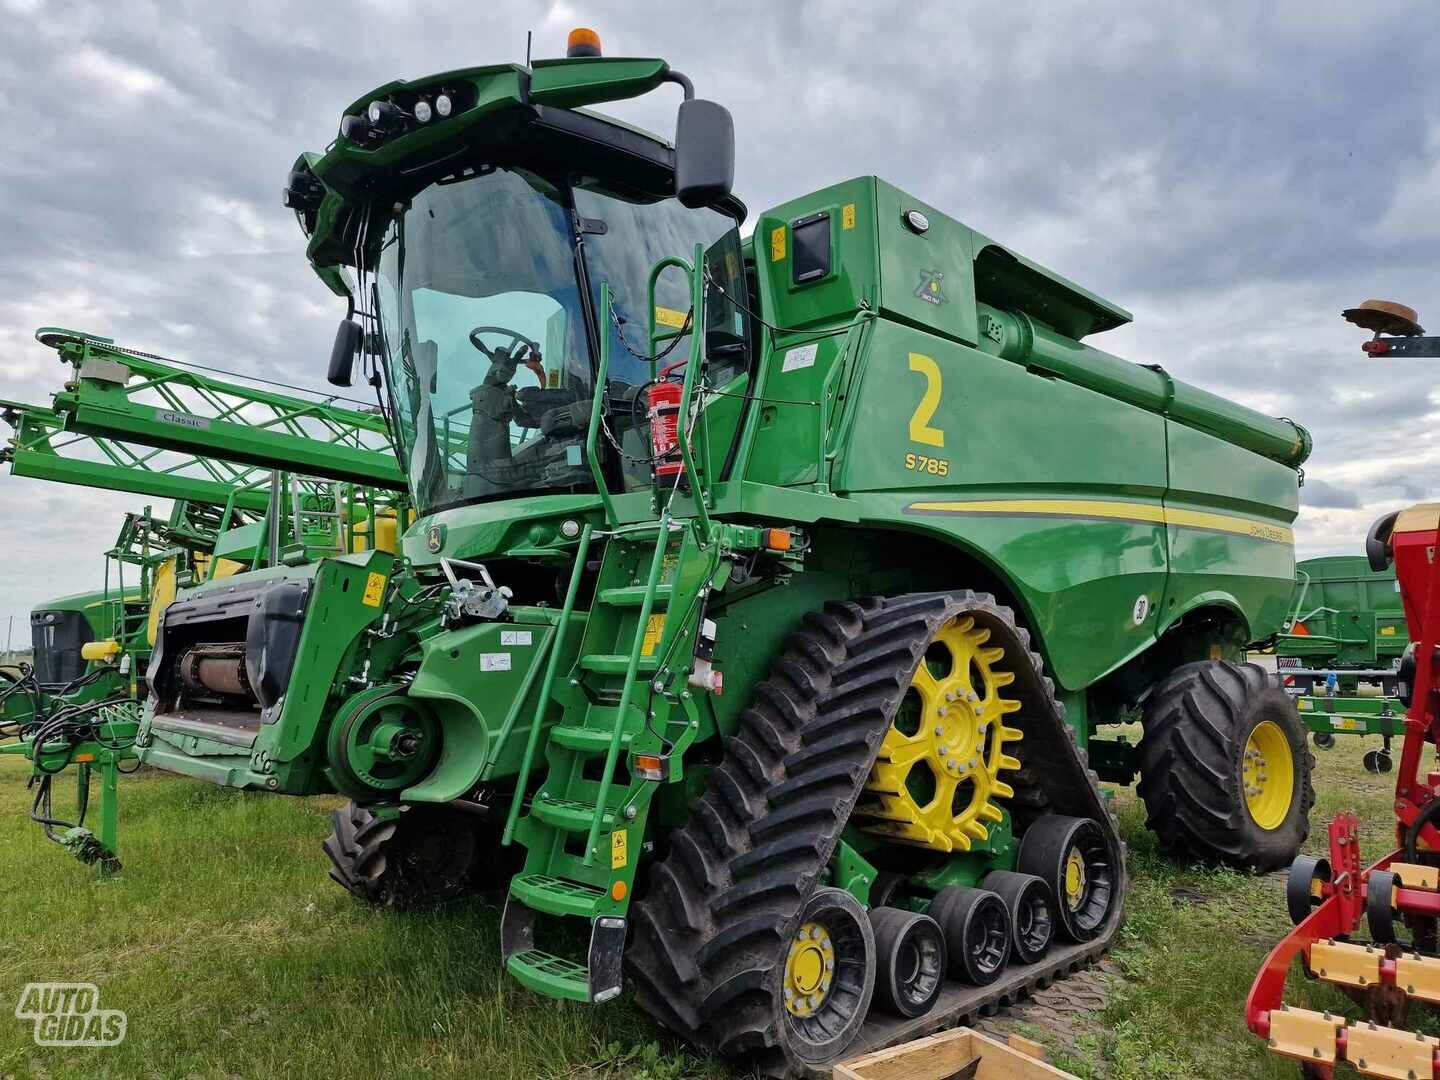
[1275, 554, 1409, 769]
[37, 31, 1319, 1075]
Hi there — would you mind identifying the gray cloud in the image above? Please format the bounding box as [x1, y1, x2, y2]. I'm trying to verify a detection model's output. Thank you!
[1301, 477, 1361, 509]
[1, 0, 1438, 629]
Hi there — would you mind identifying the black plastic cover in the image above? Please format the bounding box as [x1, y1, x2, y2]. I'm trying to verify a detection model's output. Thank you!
[245, 580, 312, 716]
[30, 609, 94, 686]
[791, 211, 831, 285]
[328, 319, 362, 387]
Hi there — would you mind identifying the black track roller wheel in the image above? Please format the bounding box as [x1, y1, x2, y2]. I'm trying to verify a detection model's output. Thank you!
[869, 871, 906, 910]
[929, 885, 1011, 985]
[869, 906, 945, 1018]
[1138, 660, 1313, 871]
[323, 801, 480, 906]
[981, 870, 1056, 964]
[1285, 854, 1331, 926]
[1366, 868, 1399, 944]
[1017, 814, 1115, 943]
[774, 888, 876, 1061]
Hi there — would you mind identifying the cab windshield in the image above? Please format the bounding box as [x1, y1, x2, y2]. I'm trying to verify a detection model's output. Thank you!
[374, 164, 743, 514]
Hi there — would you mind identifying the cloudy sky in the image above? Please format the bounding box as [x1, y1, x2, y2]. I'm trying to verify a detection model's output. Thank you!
[0, 0, 1437, 644]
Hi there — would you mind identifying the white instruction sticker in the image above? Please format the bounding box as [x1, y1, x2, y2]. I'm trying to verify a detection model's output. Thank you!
[782, 343, 818, 372]
[481, 653, 512, 672]
[501, 630, 532, 646]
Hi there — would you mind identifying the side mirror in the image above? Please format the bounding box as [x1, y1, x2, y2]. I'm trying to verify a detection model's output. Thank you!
[675, 98, 734, 209]
[328, 318, 362, 387]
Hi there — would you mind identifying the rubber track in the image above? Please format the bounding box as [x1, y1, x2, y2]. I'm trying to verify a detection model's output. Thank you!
[626, 591, 1127, 1078]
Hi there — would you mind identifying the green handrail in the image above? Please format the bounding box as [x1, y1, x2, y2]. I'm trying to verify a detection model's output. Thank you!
[502, 522, 596, 846]
[670, 244, 711, 542]
[584, 283, 618, 527]
[646, 255, 694, 379]
[581, 510, 672, 866]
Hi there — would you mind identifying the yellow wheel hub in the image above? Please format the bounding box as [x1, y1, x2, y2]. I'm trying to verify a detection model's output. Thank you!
[1243, 720, 1295, 831]
[783, 922, 835, 1017]
[1064, 849, 1087, 909]
[859, 615, 1024, 852]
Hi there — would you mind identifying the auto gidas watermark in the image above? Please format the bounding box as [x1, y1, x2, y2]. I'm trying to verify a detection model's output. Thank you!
[15, 982, 126, 1046]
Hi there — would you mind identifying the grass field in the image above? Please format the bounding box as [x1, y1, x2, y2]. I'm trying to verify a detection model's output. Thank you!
[0, 730, 1406, 1080]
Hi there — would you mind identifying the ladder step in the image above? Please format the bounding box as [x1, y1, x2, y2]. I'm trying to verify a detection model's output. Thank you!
[597, 584, 673, 607]
[510, 874, 606, 918]
[532, 796, 618, 833]
[581, 653, 661, 674]
[549, 725, 634, 754]
[505, 949, 590, 1002]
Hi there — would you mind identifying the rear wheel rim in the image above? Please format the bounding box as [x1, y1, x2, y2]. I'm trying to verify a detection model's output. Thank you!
[1243, 719, 1295, 830]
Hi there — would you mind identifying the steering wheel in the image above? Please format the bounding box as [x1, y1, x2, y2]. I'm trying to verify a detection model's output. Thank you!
[469, 326, 546, 386]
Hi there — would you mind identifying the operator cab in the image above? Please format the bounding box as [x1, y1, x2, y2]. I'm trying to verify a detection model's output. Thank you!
[299, 41, 752, 520]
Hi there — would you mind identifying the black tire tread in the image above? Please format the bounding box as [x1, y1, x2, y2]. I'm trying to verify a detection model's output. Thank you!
[1136, 659, 1314, 871]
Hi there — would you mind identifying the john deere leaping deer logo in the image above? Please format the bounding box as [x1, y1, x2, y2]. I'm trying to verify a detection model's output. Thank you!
[915, 269, 948, 306]
[426, 524, 445, 554]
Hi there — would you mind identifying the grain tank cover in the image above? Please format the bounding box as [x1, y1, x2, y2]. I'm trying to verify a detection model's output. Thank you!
[973, 243, 1132, 340]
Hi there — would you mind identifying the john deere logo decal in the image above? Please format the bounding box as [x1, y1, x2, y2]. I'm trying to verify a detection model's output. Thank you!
[915, 269, 948, 306]
[426, 524, 445, 554]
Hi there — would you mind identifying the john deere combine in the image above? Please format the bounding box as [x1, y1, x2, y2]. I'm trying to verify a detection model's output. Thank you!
[110, 31, 1314, 1075]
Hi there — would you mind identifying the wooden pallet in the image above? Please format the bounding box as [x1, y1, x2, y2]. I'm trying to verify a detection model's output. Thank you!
[835, 1027, 1077, 1079]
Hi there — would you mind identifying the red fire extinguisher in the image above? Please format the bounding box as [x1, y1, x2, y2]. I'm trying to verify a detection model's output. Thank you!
[647, 362, 686, 479]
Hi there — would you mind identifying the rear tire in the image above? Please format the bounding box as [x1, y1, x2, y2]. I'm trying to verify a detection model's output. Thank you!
[1137, 660, 1313, 871]
[322, 801, 480, 906]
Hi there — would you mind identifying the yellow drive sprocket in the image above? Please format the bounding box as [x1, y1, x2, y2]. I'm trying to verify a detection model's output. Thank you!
[858, 614, 1023, 852]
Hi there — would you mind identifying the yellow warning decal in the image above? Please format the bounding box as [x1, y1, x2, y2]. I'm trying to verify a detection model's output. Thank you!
[641, 614, 666, 656]
[611, 828, 628, 870]
[770, 225, 786, 262]
[842, 203, 856, 230]
[654, 305, 688, 329]
[361, 572, 387, 607]
[1381, 625, 1397, 636]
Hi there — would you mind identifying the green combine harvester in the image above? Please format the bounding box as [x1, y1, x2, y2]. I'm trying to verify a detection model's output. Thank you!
[69, 30, 1314, 1074]
[1275, 554, 1412, 772]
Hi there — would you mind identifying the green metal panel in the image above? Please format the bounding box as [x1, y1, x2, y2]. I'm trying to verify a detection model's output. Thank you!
[1159, 422, 1299, 641]
[752, 178, 879, 333]
[874, 178, 980, 347]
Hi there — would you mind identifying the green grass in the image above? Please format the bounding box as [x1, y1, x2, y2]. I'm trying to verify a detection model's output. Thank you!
[0, 733, 1401, 1079]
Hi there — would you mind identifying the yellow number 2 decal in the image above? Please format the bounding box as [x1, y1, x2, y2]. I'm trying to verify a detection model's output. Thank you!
[907, 353, 945, 447]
